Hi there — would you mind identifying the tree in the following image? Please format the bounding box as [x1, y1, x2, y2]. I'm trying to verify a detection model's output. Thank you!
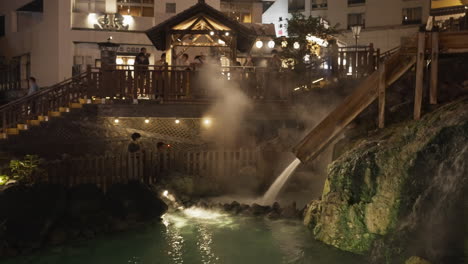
[276, 13, 338, 73]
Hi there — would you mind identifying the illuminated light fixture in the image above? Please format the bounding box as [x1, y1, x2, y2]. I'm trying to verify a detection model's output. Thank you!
[122, 15, 133, 26]
[114, 118, 119, 124]
[87, 13, 98, 25]
[116, 58, 124, 65]
[294, 87, 301, 91]
[203, 118, 212, 126]
[281, 41, 288, 47]
[312, 77, 324, 84]
[127, 59, 135, 65]
[255, 40, 263, 48]
[122, 97, 126, 99]
[293, 42, 300, 49]
[218, 39, 225, 45]
[144, 118, 150, 124]
[304, 54, 310, 62]
[109, 36, 113, 40]
[175, 119, 180, 124]
[267, 40, 275, 48]
[163, 190, 169, 197]
[210, 31, 215, 36]
[225, 32, 230, 36]
[177, 38, 181, 42]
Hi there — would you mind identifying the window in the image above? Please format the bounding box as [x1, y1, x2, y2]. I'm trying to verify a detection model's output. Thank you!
[0, 16, 5, 37]
[402, 7, 422, 25]
[165, 3, 176, 13]
[288, 0, 305, 12]
[348, 13, 365, 29]
[221, 2, 253, 23]
[311, 0, 327, 9]
[348, 0, 365, 5]
[74, 0, 106, 13]
[117, 0, 154, 17]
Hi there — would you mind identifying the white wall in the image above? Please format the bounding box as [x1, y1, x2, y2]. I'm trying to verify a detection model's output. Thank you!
[262, 0, 289, 36]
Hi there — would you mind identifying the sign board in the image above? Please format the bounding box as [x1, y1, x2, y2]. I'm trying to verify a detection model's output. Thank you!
[431, 0, 465, 9]
[431, 0, 466, 15]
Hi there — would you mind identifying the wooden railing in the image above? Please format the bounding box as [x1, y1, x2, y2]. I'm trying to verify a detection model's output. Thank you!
[335, 46, 381, 77]
[0, 72, 89, 134]
[88, 65, 293, 101]
[43, 148, 259, 190]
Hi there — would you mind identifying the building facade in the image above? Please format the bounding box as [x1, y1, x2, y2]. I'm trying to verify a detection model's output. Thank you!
[0, 0, 267, 87]
[265, 0, 432, 52]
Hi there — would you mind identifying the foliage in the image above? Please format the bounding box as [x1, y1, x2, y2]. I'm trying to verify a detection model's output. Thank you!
[2, 155, 44, 184]
[276, 13, 338, 72]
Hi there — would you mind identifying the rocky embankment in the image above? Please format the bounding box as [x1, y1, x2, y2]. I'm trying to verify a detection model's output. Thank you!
[0, 181, 167, 258]
[304, 97, 468, 263]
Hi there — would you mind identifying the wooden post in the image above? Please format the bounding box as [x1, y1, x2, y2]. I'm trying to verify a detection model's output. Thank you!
[378, 63, 386, 128]
[430, 32, 439, 105]
[414, 32, 426, 120]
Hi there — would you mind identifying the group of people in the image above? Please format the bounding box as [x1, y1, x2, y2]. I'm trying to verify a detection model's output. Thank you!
[127, 132, 170, 154]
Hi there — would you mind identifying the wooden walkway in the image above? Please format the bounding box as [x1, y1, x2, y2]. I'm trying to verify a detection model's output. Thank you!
[293, 30, 468, 163]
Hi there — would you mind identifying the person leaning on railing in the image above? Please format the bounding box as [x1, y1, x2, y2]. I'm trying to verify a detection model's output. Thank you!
[27, 77, 39, 114]
[134, 48, 150, 97]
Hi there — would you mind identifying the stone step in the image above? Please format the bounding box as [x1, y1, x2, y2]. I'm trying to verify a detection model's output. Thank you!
[17, 124, 28, 131]
[6, 128, 19, 135]
[59, 107, 70, 113]
[38, 115, 49, 122]
[48, 111, 61, 117]
[70, 102, 83, 109]
[27, 120, 41, 126]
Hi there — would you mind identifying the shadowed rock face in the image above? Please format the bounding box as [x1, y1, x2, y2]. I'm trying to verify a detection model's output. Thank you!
[304, 97, 468, 263]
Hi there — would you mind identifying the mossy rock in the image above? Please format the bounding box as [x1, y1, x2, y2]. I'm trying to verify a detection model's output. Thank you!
[304, 97, 468, 259]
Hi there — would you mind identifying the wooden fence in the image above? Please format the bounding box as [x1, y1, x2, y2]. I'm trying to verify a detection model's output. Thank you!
[88, 65, 293, 101]
[43, 148, 259, 190]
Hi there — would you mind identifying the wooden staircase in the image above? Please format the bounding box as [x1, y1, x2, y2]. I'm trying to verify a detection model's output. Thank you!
[0, 72, 92, 140]
[293, 30, 468, 163]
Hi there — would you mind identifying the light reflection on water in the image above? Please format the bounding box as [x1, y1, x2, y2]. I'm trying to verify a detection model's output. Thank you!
[3, 207, 365, 264]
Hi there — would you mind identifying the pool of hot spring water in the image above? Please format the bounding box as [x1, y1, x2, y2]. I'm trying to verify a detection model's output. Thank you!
[4, 207, 364, 264]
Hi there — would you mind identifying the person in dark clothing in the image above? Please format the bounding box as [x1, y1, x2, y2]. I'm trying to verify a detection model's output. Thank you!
[134, 48, 151, 97]
[128, 132, 142, 153]
[134, 48, 150, 69]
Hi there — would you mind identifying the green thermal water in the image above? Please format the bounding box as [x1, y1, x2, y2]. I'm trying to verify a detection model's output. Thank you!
[3, 208, 364, 264]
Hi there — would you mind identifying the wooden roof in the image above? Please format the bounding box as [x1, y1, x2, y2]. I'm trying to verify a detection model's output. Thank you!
[145, 0, 256, 52]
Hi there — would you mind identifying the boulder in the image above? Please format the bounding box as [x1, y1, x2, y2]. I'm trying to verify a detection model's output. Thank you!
[305, 97, 468, 261]
[106, 181, 168, 221]
[67, 184, 107, 228]
[0, 183, 66, 249]
[281, 202, 298, 218]
[249, 203, 270, 216]
[405, 256, 432, 264]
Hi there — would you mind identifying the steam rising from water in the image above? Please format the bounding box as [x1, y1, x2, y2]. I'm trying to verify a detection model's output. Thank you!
[198, 64, 252, 146]
[262, 158, 302, 205]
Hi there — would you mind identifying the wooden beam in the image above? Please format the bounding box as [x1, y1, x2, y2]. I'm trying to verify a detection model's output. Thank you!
[430, 32, 439, 105]
[378, 63, 386, 128]
[414, 32, 426, 121]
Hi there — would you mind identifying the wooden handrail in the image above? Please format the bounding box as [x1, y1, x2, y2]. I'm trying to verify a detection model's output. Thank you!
[0, 72, 89, 133]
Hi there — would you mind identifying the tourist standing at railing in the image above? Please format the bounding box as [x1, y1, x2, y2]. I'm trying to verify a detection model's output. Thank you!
[177, 54, 191, 70]
[27, 77, 39, 115]
[134, 48, 151, 98]
[155, 53, 167, 68]
[27, 77, 39, 95]
[154, 53, 167, 100]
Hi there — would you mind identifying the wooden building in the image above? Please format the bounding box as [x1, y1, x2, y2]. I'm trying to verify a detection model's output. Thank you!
[145, 0, 256, 65]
